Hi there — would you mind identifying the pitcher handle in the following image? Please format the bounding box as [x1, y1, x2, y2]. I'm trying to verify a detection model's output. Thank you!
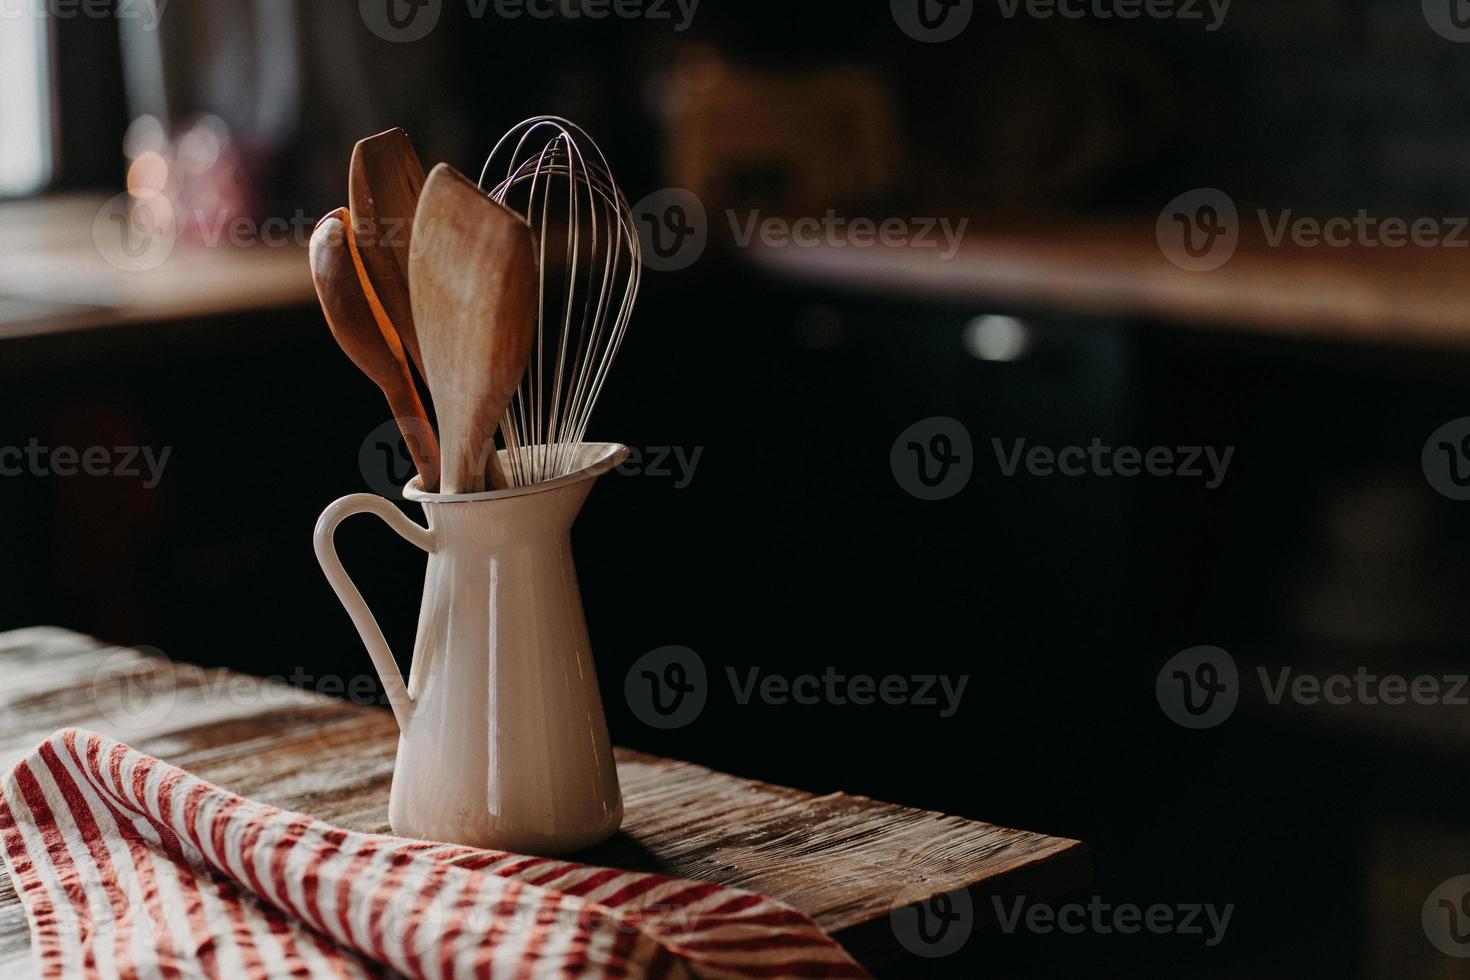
[313, 494, 434, 732]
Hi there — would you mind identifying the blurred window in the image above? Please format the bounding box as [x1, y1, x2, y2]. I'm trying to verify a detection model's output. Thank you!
[0, 10, 52, 197]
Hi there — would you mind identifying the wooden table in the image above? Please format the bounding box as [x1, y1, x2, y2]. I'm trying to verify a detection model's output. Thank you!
[0, 195, 315, 340]
[750, 216, 1470, 350]
[0, 628, 1089, 972]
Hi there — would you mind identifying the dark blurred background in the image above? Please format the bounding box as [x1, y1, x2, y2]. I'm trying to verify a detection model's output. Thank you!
[4, 1, 1470, 976]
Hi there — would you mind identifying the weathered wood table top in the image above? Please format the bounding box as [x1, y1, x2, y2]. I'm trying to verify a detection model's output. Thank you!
[0, 628, 1089, 971]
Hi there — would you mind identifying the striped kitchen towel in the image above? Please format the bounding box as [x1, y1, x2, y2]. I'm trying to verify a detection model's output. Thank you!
[0, 729, 868, 979]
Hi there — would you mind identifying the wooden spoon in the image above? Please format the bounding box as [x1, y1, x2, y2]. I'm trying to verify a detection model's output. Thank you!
[349, 128, 428, 380]
[311, 208, 441, 492]
[409, 164, 538, 494]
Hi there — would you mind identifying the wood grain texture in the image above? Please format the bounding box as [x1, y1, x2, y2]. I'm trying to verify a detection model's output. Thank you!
[410, 164, 538, 493]
[0, 628, 1089, 971]
[312, 209, 441, 491]
[350, 129, 429, 381]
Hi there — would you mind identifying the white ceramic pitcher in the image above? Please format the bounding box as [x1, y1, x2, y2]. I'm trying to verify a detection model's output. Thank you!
[314, 442, 628, 855]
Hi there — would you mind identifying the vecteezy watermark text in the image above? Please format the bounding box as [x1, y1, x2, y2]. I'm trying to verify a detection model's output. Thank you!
[891, 420, 1235, 501]
[1158, 188, 1470, 271]
[891, 0, 1227, 42]
[616, 446, 703, 488]
[0, 441, 170, 488]
[728, 667, 968, 718]
[1258, 667, 1470, 708]
[1257, 210, 1470, 249]
[359, 0, 697, 43]
[1157, 646, 1470, 730]
[484, 0, 698, 27]
[992, 438, 1234, 489]
[624, 647, 970, 729]
[631, 188, 971, 272]
[91, 648, 421, 731]
[94, 198, 340, 273]
[95, 198, 449, 275]
[727, 211, 969, 260]
[993, 895, 1234, 947]
[0, 0, 168, 29]
[995, 0, 1230, 30]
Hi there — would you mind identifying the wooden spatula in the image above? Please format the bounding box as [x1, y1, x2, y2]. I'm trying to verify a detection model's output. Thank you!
[311, 208, 441, 492]
[409, 164, 538, 494]
[350, 129, 428, 380]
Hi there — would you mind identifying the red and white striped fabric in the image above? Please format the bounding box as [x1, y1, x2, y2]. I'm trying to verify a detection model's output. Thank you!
[0, 729, 868, 979]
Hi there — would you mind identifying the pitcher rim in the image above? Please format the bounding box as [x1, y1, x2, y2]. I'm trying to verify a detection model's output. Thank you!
[403, 442, 630, 503]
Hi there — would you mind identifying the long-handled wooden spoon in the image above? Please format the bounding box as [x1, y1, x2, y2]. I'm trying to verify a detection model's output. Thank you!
[311, 208, 441, 492]
[409, 164, 538, 494]
[350, 128, 428, 380]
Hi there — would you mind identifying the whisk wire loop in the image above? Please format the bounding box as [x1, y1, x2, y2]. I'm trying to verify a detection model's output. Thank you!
[479, 117, 642, 486]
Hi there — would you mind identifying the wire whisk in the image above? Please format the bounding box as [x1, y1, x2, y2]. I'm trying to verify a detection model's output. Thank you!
[479, 117, 642, 487]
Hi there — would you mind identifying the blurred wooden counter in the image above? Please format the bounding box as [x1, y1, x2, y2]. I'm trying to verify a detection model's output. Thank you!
[750, 217, 1470, 350]
[0, 194, 314, 339]
[13, 195, 1470, 351]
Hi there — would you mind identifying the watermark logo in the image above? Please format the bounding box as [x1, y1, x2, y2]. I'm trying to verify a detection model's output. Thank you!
[891, 886, 973, 957]
[92, 648, 402, 731]
[891, 0, 974, 42]
[634, 188, 708, 272]
[360, 418, 439, 498]
[1424, 0, 1470, 42]
[1156, 646, 1239, 729]
[93, 191, 178, 273]
[624, 646, 707, 730]
[360, 0, 442, 42]
[1423, 418, 1470, 501]
[91, 647, 178, 732]
[892, 417, 973, 501]
[1426, 876, 1470, 956]
[1157, 188, 1239, 272]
